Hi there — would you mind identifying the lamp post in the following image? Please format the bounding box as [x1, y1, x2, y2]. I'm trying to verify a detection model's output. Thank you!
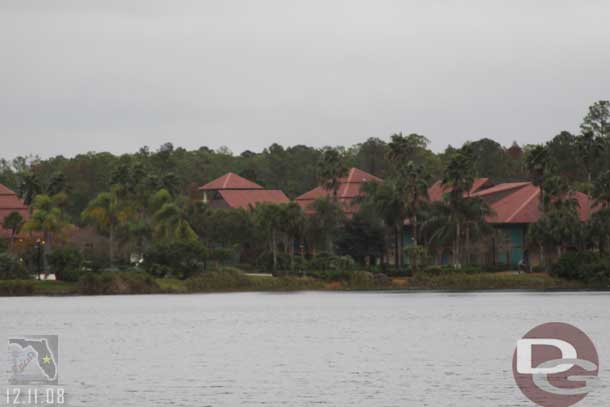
[35, 238, 46, 279]
[35, 238, 42, 279]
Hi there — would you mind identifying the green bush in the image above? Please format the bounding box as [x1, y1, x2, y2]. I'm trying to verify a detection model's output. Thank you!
[552, 251, 599, 281]
[581, 258, 610, 288]
[256, 251, 291, 272]
[0, 280, 35, 296]
[460, 265, 483, 274]
[344, 270, 391, 289]
[0, 252, 29, 280]
[77, 271, 160, 295]
[47, 248, 84, 281]
[551, 251, 610, 288]
[186, 268, 251, 291]
[143, 241, 207, 279]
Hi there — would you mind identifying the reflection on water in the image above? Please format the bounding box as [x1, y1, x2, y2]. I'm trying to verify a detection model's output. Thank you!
[1, 291, 609, 406]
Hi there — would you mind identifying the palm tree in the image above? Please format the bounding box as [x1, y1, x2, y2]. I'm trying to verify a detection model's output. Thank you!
[278, 202, 306, 271]
[317, 149, 348, 200]
[82, 187, 128, 266]
[2, 211, 24, 250]
[422, 196, 493, 267]
[252, 203, 284, 272]
[576, 131, 606, 197]
[438, 150, 477, 267]
[306, 197, 345, 256]
[592, 170, 610, 208]
[151, 191, 197, 242]
[525, 145, 550, 183]
[402, 161, 430, 247]
[359, 180, 408, 272]
[23, 193, 70, 276]
[18, 171, 41, 206]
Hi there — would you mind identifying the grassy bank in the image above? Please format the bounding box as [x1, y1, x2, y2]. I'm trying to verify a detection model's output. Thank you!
[0, 270, 594, 297]
[408, 272, 587, 290]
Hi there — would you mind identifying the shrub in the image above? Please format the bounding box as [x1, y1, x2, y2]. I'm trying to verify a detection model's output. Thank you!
[460, 265, 483, 274]
[47, 248, 84, 281]
[0, 280, 35, 296]
[552, 251, 600, 281]
[256, 251, 291, 272]
[186, 268, 251, 291]
[0, 252, 29, 280]
[143, 241, 207, 279]
[77, 271, 160, 295]
[551, 251, 610, 288]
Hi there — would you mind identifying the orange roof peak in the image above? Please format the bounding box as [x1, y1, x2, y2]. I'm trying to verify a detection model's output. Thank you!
[199, 172, 263, 191]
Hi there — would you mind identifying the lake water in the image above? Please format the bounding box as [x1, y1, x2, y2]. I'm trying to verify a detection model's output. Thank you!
[1, 291, 609, 406]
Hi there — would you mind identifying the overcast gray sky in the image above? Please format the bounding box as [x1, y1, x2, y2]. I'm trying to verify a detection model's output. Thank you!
[1, 0, 609, 158]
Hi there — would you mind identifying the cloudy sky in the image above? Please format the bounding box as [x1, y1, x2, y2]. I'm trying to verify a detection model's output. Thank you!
[1, 1, 609, 158]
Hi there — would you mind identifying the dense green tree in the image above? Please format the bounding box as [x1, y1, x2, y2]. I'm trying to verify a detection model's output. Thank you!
[306, 197, 345, 256]
[252, 203, 284, 272]
[359, 180, 408, 271]
[2, 211, 24, 250]
[82, 187, 132, 266]
[23, 193, 71, 275]
[278, 202, 306, 270]
[18, 171, 42, 206]
[336, 212, 385, 265]
[317, 149, 348, 200]
[592, 170, 610, 208]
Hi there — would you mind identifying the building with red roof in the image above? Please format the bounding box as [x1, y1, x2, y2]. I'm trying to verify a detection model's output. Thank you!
[0, 184, 30, 239]
[295, 168, 382, 216]
[427, 178, 493, 202]
[198, 172, 289, 210]
[423, 180, 597, 267]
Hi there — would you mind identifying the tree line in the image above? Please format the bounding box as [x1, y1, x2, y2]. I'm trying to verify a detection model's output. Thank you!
[1, 100, 609, 280]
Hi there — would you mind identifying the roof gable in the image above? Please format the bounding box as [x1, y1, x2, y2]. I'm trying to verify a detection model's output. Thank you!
[199, 172, 263, 190]
[295, 167, 382, 215]
[428, 178, 491, 202]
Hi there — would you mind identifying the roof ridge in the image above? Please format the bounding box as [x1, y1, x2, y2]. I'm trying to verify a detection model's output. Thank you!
[505, 186, 540, 223]
[222, 173, 231, 189]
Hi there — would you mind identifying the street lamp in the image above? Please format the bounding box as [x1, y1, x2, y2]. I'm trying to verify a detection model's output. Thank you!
[35, 238, 46, 279]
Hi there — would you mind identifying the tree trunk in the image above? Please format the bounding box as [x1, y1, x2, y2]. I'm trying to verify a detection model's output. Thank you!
[412, 213, 418, 246]
[454, 222, 461, 268]
[272, 229, 277, 273]
[290, 238, 295, 271]
[398, 223, 404, 270]
[109, 224, 115, 267]
[394, 225, 400, 273]
[43, 232, 50, 277]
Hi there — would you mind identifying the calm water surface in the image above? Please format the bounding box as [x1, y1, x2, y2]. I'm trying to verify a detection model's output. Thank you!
[1, 291, 609, 406]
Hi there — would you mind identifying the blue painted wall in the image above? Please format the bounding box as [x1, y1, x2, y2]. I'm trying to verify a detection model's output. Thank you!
[495, 224, 525, 266]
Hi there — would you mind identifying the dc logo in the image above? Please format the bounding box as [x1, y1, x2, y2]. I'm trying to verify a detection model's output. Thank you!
[512, 323, 599, 407]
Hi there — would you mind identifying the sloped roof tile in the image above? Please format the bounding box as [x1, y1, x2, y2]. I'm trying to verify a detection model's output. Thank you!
[199, 172, 263, 190]
[219, 189, 289, 209]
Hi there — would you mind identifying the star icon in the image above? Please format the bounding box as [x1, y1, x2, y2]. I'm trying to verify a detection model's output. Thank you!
[42, 355, 52, 365]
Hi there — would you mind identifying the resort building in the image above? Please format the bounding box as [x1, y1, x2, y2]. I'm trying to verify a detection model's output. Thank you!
[295, 167, 382, 216]
[0, 183, 29, 240]
[198, 172, 289, 209]
[419, 180, 596, 267]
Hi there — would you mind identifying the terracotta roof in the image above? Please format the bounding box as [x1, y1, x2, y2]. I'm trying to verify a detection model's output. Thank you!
[0, 183, 29, 239]
[428, 178, 491, 202]
[218, 189, 289, 209]
[480, 182, 594, 224]
[470, 182, 530, 198]
[0, 184, 17, 195]
[296, 167, 382, 215]
[199, 172, 263, 190]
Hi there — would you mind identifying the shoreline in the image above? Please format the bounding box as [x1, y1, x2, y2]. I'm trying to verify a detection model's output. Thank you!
[0, 271, 599, 297]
